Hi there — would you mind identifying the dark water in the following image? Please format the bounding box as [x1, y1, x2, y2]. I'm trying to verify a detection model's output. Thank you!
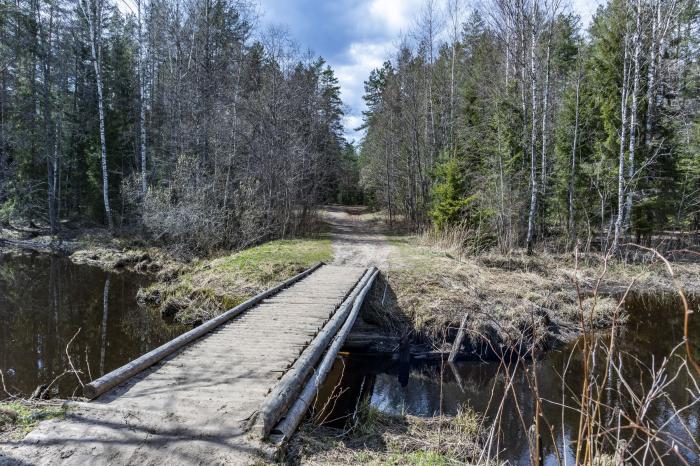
[322, 292, 700, 465]
[0, 253, 187, 398]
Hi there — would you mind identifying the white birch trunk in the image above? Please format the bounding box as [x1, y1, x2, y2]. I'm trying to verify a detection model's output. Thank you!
[526, 2, 538, 254]
[612, 30, 630, 253]
[80, 0, 113, 230]
[138, 0, 148, 194]
[625, 0, 642, 229]
[644, 0, 659, 148]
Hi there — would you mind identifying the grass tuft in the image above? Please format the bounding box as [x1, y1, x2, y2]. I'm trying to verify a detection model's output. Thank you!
[289, 402, 483, 465]
[0, 401, 65, 441]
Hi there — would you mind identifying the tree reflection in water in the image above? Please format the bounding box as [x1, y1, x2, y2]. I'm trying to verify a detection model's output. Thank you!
[0, 254, 187, 397]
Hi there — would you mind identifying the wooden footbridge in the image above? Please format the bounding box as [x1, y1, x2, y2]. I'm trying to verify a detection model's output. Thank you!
[1, 264, 378, 465]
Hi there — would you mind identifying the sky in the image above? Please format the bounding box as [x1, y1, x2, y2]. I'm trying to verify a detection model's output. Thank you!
[255, 0, 605, 144]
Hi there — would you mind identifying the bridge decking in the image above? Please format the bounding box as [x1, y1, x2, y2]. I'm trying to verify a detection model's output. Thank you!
[0, 265, 366, 466]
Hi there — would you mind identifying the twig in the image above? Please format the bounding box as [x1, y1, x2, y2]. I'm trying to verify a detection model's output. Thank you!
[0, 369, 16, 399]
[66, 328, 85, 388]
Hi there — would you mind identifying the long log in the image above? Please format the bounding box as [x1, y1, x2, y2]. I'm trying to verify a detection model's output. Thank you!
[83, 262, 325, 399]
[255, 267, 375, 437]
[269, 268, 380, 444]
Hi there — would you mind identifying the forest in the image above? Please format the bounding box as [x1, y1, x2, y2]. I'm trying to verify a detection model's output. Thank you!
[0, 0, 358, 254]
[0, 0, 698, 257]
[360, 0, 700, 254]
[1, 1, 700, 464]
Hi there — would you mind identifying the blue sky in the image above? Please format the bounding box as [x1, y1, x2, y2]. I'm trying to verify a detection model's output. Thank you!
[256, 0, 604, 143]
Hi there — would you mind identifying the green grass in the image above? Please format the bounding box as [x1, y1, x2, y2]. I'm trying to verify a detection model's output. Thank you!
[205, 237, 333, 285]
[0, 401, 65, 440]
[384, 451, 451, 465]
[140, 237, 333, 324]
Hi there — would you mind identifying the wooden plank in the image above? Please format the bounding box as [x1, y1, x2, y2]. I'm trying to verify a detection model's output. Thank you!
[270, 268, 380, 444]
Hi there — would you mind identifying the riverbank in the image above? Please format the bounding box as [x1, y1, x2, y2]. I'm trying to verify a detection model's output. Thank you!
[0, 226, 185, 277]
[0, 225, 333, 326]
[359, 234, 700, 360]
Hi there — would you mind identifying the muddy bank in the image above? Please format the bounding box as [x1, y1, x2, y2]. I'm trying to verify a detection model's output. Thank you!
[0, 226, 185, 277]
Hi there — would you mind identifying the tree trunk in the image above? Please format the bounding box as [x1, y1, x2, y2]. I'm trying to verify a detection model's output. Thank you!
[624, 0, 642, 231]
[644, 0, 659, 148]
[39, 3, 58, 234]
[526, 3, 538, 255]
[80, 0, 113, 230]
[539, 37, 551, 237]
[612, 29, 630, 254]
[138, 0, 148, 194]
[568, 55, 581, 242]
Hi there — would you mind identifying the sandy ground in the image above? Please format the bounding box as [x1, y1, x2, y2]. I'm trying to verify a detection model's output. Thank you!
[322, 206, 394, 269]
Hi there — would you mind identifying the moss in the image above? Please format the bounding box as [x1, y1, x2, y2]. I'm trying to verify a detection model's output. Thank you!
[140, 237, 333, 324]
[0, 401, 65, 440]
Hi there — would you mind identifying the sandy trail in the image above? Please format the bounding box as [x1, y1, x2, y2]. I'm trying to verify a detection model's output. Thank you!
[322, 206, 393, 269]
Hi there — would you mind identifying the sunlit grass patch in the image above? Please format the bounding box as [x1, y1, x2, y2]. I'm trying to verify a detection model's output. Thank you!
[0, 401, 65, 440]
[139, 237, 333, 324]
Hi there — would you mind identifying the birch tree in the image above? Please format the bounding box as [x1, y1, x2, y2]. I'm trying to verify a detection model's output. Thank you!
[526, 0, 539, 255]
[79, 0, 113, 230]
[612, 25, 630, 253]
[137, 0, 147, 194]
[624, 0, 642, 230]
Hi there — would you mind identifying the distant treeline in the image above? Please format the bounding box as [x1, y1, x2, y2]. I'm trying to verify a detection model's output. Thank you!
[359, 0, 699, 253]
[0, 0, 359, 253]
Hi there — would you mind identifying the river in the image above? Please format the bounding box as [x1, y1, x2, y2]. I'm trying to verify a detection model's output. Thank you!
[320, 292, 700, 465]
[0, 253, 187, 398]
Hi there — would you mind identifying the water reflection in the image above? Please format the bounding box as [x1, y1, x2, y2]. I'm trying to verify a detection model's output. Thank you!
[0, 253, 187, 397]
[326, 292, 700, 465]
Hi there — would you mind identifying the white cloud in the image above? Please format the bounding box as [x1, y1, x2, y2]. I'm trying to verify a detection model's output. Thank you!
[335, 41, 394, 109]
[365, 0, 422, 34]
[572, 0, 604, 27]
[343, 115, 364, 133]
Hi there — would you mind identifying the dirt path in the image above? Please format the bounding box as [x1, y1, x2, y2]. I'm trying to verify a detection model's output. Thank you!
[322, 206, 394, 269]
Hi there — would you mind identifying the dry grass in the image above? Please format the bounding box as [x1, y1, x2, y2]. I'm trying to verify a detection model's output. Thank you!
[288, 403, 483, 465]
[371, 234, 700, 356]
